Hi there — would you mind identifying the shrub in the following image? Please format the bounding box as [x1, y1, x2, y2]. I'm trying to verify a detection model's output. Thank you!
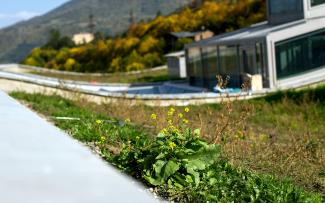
[142, 52, 164, 68]
[64, 58, 77, 71]
[138, 36, 160, 54]
[24, 57, 41, 67]
[126, 62, 145, 72]
[110, 57, 123, 72]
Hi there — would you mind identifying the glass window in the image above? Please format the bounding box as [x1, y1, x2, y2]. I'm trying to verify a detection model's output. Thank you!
[239, 43, 268, 88]
[255, 43, 264, 75]
[269, 0, 302, 14]
[256, 42, 270, 87]
[187, 47, 204, 87]
[310, 30, 325, 68]
[311, 0, 325, 6]
[201, 46, 218, 89]
[240, 45, 256, 75]
[275, 28, 325, 79]
[219, 45, 240, 87]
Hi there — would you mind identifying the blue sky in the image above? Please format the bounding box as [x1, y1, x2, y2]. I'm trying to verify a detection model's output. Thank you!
[0, 0, 69, 28]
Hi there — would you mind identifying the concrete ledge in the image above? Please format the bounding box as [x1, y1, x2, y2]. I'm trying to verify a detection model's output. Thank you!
[0, 90, 156, 203]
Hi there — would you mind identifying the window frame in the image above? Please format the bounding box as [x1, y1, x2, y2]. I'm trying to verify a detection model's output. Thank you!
[275, 28, 325, 79]
[310, 0, 325, 7]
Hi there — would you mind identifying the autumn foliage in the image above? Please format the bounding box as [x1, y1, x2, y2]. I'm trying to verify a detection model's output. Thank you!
[23, 0, 266, 73]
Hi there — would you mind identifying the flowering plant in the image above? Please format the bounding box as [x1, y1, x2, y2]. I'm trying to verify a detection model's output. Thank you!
[141, 107, 221, 188]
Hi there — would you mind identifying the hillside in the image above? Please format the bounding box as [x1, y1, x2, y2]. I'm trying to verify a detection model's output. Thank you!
[0, 0, 193, 63]
[23, 0, 266, 73]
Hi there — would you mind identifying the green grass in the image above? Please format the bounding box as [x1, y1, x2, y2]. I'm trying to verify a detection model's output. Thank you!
[10, 90, 324, 202]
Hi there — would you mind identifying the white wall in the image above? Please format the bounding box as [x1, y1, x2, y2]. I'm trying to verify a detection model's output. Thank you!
[266, 17, 325, 89]
[305, 0, 325, 18]
[179, 57, 187, 78]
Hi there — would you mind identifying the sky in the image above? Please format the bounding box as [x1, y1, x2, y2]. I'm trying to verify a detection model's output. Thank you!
[0, 0, 69, 29]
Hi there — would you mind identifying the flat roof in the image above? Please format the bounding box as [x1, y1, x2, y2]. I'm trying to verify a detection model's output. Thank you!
[165, 51, 185, 57]
[185, 18, 321, 48]
[170, 30, 211, 38]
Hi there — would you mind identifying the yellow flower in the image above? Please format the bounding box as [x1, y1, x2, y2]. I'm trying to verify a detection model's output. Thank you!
[169, 125, 179, 134]
[178, 113, 184, 119]
[168, 119, 173, 125]
[167, 107, 176, 116]
[160, 128, 168, 134]
[182, 119, 189, 124]
[136, 136, 140, 140]
[168, 141, 176, 150]
[125, 118, 131, 123]
[96, 119, 103, 124]
[99, 136, 106, 144]
[184, 107, 190, 113]
[151, 113, 157, 120]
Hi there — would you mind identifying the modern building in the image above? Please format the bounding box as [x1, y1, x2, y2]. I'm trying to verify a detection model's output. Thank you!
[72, 33, 95, 45]
[165, 51, 187, 79]
[185, 0, 325, 91]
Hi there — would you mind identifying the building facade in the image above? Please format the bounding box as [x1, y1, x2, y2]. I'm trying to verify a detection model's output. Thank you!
[185, 0, 325, 90]
[72, 33, 95, 45]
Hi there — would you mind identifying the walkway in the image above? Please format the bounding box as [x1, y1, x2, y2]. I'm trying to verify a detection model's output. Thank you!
[0, 90, 156, 203]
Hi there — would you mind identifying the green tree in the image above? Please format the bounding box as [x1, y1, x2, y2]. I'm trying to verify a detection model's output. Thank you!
[44, 29, 75, 50]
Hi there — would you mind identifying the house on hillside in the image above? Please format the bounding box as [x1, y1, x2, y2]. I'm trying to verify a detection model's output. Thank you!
[185, 0, 325, 91]
[167, 30, 214, 51]
[72, 33, 95, 45]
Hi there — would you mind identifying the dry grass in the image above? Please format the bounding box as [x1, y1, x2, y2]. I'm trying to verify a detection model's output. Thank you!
[28, 69, 169, 83]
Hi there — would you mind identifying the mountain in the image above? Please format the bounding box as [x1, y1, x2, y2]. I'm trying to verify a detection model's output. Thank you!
[0, 0, 193, 63]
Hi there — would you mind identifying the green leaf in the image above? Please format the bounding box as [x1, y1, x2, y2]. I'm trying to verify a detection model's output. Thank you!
[185, 148, 196, 153]
[157, 133, 165, 138]
[173, 174, 187, 188]
[157, 140, 164, 145]
[186, 159, 207, 170]
[187, 168, 200, 185]
[144, 176, 163, 186]
[153, 160, 166, 175]
[155, 152, 166, 160]
[143, 160, 167, 186]
[185, 175, 194, 183]
[209, 178, 218, 185]
[161, 160, 180, 180]
[185, 144, 221, 167]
